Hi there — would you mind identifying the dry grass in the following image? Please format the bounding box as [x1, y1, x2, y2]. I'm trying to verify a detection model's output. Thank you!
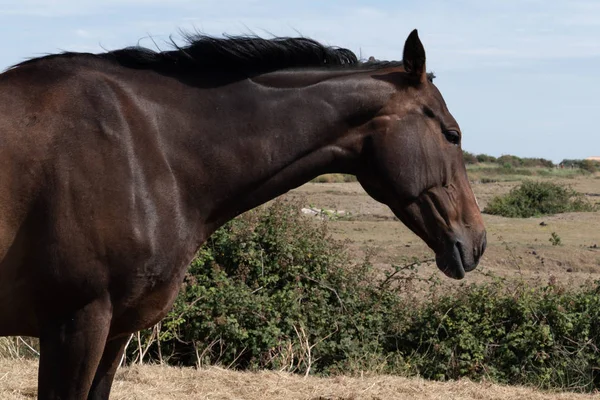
[312, 174, 357, 184]
[1, 359, 599, 400]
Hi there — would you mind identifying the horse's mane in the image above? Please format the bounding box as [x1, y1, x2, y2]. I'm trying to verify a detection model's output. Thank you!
[10, 33, 434, 80]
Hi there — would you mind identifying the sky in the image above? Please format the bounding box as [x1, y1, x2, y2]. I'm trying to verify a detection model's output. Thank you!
[0, 0, 598, 162]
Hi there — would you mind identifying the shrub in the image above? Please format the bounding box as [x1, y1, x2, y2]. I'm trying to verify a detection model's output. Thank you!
[476, 154, 497, 163]
[497, 155, 523, 168]
[483, 180, 596, 218]
[463, 151, 479, 165]
[393, 281, 600, 390]
[581, 160, 599, 173]
[519, 158, 555, 168]
[311, 174, 357, 183]
[143, 199, 408, 373]
[477, 155, 555, 169]
[128, 199, 600, 392]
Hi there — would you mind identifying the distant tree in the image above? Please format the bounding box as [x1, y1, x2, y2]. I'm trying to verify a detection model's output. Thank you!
[497, 154, 523, 167]
[581, 160, 599, 173]
[476, 154, 497, 163]
[462, 151, 478, 164]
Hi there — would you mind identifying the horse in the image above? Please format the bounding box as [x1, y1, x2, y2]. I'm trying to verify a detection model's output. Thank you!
[0, 29, 486, 399]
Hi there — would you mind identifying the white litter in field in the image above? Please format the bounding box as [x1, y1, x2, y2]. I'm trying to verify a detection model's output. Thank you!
[301, 207, 347, 220]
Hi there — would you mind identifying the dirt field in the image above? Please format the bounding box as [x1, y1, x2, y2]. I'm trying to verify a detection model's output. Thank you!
[284, 173, 600, 292]
[1, 359, 599, 400]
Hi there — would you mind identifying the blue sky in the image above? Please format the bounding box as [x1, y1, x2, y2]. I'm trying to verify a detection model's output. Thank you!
[0, 0, 598, 162]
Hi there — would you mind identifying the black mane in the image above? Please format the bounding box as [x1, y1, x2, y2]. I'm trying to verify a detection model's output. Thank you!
[108, 34, 364, 74]
[11, 33, 434, 80]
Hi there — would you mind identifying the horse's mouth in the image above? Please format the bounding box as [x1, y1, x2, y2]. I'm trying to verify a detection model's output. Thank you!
[436, 241, 474, 280]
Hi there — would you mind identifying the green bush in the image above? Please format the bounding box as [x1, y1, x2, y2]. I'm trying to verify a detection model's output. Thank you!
[581, 160, 599, 173]
[129, 200, 600, 392]
[463, 151, 479, 165]
[394, 282, 600, 390]
[476, 154, 497, 163]
[483, 180, 596, 218]
[549, 232, 562, 246]
[495, 155, 555, 169]
[471, 154, 554, 169]
[497, 155, 523, 168]
[521, 158, 555, 168]
[145, 199, 406, 373]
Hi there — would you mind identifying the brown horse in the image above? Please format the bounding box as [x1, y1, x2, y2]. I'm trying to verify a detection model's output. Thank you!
[0, 29, 486, 399]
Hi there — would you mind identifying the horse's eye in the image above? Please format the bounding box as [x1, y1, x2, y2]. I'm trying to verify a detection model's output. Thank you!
[443, 130, 460, 145]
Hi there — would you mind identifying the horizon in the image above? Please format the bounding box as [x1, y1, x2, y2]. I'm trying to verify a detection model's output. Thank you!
[0, 0, 598, 163]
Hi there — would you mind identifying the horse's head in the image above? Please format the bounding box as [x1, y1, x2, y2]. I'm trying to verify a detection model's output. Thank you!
[356, 30, 486, 279]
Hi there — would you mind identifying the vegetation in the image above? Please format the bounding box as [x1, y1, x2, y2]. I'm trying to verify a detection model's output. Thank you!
[549, 232, 562, 246]
[2, 176, 600, 395]
[561, 159, 600, 173]
[311, 174, 357, 183]
[311, 154, 598, 184]
[463, 152, 555, 168]
[483, 181, 596, 218]
[111, 200, 600, 392]
[476, 153, 498, 164]
[462, 151, 479, 165]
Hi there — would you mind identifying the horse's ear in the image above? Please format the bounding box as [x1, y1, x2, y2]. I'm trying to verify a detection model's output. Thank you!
[402, 29, 427, 83]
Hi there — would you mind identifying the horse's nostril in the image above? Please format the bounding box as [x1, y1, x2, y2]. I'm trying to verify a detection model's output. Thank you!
[480, 232, 487, 256]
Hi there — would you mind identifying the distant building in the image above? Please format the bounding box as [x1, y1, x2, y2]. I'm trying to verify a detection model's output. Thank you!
[586, 156, 600, 162]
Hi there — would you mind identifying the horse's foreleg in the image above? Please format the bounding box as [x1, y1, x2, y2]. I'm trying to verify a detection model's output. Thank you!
[37, 298, 112, 400]
[87, 335, 129, 400]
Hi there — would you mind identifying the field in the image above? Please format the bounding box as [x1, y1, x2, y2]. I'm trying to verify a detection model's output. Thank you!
[1, 166, 600, 399]
[288, 167, 600, 293]
[2, 359, 600, 400]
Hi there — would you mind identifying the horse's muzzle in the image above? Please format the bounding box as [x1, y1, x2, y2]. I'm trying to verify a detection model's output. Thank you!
[436, 230, 487, 280]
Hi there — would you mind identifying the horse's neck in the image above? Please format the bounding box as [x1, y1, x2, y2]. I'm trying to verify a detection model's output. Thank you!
[179, 71, 393, 229]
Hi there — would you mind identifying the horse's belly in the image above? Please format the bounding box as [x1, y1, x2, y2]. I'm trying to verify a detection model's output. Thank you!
[0, 256, 38, 336]
[0, 281, 37, 336]
[0, 224, 38, 336]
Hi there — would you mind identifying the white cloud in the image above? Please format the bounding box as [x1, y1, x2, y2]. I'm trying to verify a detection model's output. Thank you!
[74, 29, 90, 38]
[3, 0, 600, 71]
[0, 0, 208, 17]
